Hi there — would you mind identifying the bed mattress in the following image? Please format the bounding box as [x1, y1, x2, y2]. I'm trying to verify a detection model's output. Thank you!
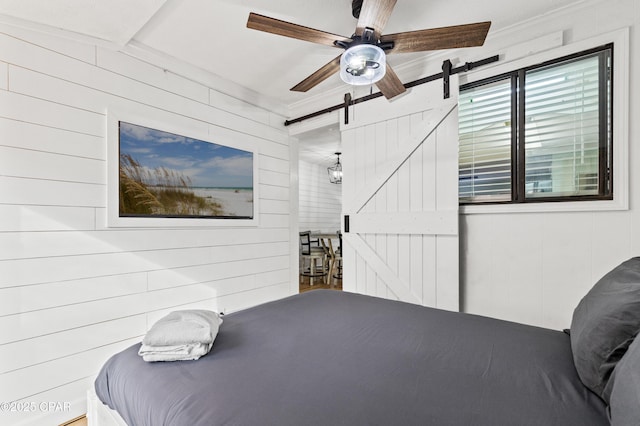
[94, 290, 608, 425]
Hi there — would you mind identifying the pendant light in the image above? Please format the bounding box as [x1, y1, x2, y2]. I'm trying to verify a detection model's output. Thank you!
[327, 152, 343, 184]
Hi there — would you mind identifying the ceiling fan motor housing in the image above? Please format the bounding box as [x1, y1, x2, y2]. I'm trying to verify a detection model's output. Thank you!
[334, 27, 394, 51]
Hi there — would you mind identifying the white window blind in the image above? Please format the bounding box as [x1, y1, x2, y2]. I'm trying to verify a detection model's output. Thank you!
[459, 78, 512, 201]
[458, 45, 612, 204]
[524, 53, 605, 198]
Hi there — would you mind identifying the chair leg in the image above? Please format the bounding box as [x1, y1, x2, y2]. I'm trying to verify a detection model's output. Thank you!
[323, 257, 328, 286]
[328, 258, 335, 288]
[310, 258, 315, 286]
[302, 255, 329, 287]
[310, 258, 319, 286]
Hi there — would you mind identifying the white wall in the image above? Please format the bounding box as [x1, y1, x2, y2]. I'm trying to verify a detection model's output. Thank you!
[459, 0, 639, 330]
[0, 23, 293, 425]
[298, 160, 341, 233]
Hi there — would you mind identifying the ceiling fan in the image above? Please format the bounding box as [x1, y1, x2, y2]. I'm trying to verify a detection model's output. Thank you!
[247, 0, 491, 100]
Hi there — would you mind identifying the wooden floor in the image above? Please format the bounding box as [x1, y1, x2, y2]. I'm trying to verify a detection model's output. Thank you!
[299, 273, 342, 293]
[60, 415, 87, 426]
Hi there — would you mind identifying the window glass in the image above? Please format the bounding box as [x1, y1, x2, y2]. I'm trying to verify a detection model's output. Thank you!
[458, 45, 612, 204]
[524, 53, 606, 198]
[458, 78, 512, 202]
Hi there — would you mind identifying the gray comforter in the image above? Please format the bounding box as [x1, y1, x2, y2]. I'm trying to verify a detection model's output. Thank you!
[95, 290, 608, 425]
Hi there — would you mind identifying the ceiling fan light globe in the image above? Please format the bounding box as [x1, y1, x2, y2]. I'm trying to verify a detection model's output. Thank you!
[340, 44, 386, 86]
[348, 56, 365, 70]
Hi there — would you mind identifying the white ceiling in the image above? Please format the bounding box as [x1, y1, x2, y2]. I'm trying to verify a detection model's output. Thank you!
[0, 0, 581, 164]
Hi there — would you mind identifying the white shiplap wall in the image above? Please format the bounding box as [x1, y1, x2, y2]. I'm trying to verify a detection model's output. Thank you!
[298, 160, 341, 233]
[0, 24, 293, 426]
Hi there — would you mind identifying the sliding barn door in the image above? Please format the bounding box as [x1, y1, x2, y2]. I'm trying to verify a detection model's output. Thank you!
[341, 78, 459, 311]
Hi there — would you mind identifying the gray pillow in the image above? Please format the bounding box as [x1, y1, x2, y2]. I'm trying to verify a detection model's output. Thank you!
[570, 257, 640, 402]
[609, 333, 640, 425]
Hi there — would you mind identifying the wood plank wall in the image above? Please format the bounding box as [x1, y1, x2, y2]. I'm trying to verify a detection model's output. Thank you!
[0, 24, 293, 425]
[298, 160, 341, 233]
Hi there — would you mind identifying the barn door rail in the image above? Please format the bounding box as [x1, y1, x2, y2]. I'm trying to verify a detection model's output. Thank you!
[283, 55, 499, 127]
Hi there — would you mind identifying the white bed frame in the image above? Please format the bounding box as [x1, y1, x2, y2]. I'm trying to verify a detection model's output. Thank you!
[87, 389, 128, 426]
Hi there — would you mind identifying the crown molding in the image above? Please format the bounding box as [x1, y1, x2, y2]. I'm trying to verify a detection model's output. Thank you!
[0, 13, 289, 118]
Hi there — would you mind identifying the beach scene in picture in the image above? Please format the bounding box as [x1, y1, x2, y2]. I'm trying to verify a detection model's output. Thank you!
[118, 122, 253, 219]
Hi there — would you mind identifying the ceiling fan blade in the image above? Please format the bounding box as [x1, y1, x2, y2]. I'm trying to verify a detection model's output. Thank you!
[382, 21, 491, 54]
[376, 64, 406, 99]
[247, 12, 351, 47]
[356, 0, 397, 39]
[291, 55, 343, 92]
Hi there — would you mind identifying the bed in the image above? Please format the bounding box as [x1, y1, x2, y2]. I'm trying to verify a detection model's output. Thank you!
[91, 258, 640, 426]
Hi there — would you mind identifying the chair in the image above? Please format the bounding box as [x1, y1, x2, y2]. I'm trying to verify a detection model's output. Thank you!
[321, 236, 342, 288]
[299, 231, 326, 286]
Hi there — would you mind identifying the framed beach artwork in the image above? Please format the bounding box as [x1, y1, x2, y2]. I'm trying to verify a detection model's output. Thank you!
[106, 109, 259, 228]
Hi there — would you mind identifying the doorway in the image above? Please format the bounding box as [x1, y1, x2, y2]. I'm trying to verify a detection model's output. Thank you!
[296, 124, 343, 293]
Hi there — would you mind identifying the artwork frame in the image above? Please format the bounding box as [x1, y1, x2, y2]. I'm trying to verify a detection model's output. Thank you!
[106, 108, 259, 228]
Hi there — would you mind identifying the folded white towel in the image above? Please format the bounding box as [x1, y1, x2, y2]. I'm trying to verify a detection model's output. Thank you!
[138, 342, 212, 362]
[142, 310, 223, 347]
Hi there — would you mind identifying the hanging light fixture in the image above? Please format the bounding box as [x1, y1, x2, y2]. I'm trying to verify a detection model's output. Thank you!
[335, 27, 391, 87]
[339, 44, 386, 86]
[327, 152, 343, 184]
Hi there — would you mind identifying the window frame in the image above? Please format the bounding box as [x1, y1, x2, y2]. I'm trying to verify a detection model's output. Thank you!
[460, 44, 613, 205]
[458, 28, 629, 214]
